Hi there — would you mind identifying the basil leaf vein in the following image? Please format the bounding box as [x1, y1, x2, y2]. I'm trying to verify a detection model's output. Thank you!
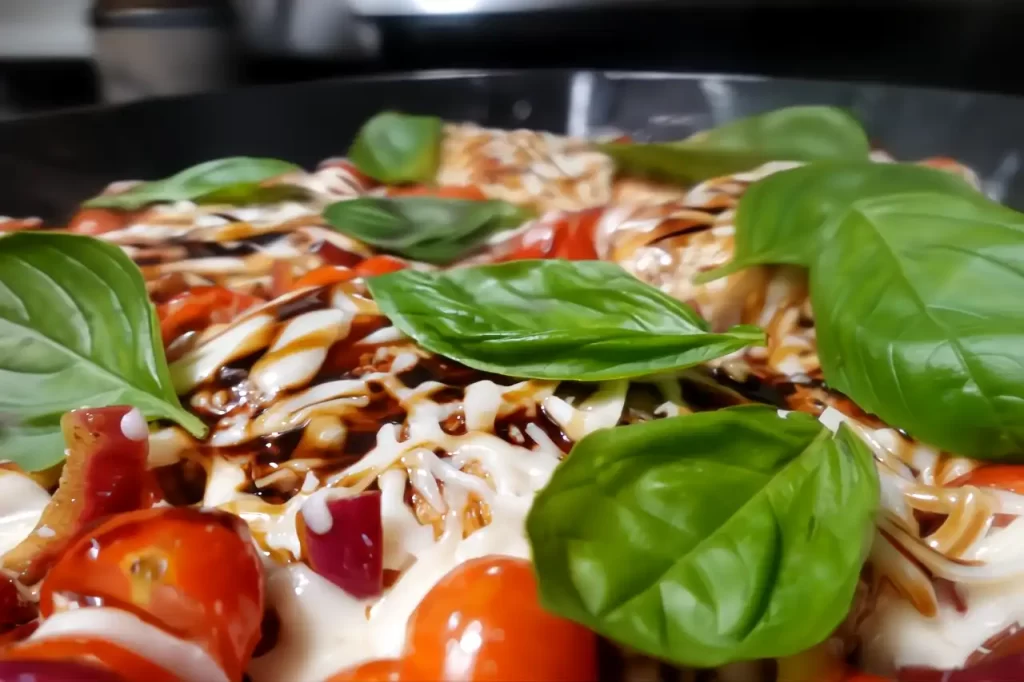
[367, 260, 764, 381]
[600, 106, 869, 185]
[697, 161, 981, 282]
[323, 197, 534, 265]
[83, 157, 301, 210]
[347, 111, 443, 184]
[812, 191, 1024, 459]
[0, 232, 207, 471]
[526, 405, 879, 667]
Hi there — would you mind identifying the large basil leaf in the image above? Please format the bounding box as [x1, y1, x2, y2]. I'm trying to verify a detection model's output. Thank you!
[696, 162, 980, 283]
[0, 233, 207, 471]
[526, 405, 878, 667]
[366, 260, 764, 381]
[323, 196, 534, 265]
[347, 111, 443, 184]
[811, 192, 1024, 459]
[84, 157, 301, 210]
[599, 106, 869, 185]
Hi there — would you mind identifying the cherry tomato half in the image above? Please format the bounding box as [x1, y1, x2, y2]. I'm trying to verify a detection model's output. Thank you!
[157, 286, 263, 346]
[2, 637, 177, 682]
[493, 208, 603, 262]
[291, 256, 408, 292]
[67, 208, 135, 235]
[39, 507, 264, 682]
[401, 556, 598, 682]
[952, 466, 1024, 494]
[386, 185, 487, 201]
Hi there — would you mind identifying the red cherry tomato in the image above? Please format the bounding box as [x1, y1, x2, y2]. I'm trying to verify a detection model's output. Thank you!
[291, 256, 408, 292]
[386, 185, 487, 201]
[846, 673, 893, 682]
[157, 286, 263, 346]
[494, 208, 603, 262]
[325, 659, 402, 682]
[0, 218, 42, 233]
[401, 556, 598, 682]
[39, 507, 264, 682]
[291, 265, 356, 291]
[67, 208, 134, 235]
[1, 637, 177, 682]
[354, 256, 408, 278]
[953, 466, 1024, 494]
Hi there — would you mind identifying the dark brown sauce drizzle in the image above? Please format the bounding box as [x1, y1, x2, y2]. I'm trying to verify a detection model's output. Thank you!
[252, 607, 281, 658]
[152, 457, 208, 507]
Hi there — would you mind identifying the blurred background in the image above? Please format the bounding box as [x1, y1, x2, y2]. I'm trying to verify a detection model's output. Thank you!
[1, 0, 1022, 120]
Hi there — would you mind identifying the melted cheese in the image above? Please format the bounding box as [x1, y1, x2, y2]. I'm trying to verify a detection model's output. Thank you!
[0, 470, 50, 558]
[860, 579, 1024, 673]
[249, 564, 373, 682]
[31, 607, 230, 682]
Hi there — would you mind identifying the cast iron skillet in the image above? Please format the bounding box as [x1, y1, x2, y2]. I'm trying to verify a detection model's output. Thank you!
[1, 69, 1022, 222]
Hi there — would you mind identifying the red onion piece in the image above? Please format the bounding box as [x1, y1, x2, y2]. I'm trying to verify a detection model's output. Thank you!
[1, 406, 151, 584]
[0, 660, 129, 682]
[901, 653, 1024, 682]
[0, 575, 35, 633]
[299, 491, 383, 599]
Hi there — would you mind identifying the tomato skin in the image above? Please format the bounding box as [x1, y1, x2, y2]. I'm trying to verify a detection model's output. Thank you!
[325, 658, 402, 682]
[354, 256, 408, 278]
[494, 208, 603, 262]
[157, 286, 263, 345]
[387, 185, 487, 201]
[401, 556, 598, 682]
[291, 256, 408, 292]
[292, 265, 357, 291]
[67, 208, 134, 235]
[39, 507, 264, 682]
[953, 466, 1024, 494]
[1, 637, 178, 682]
[0, 218, 42, 233]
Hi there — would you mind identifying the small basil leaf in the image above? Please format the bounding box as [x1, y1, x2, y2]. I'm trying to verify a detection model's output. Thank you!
[526, 405, 878, 667]
[0, 232, 207, 471]
[600, 106, 869, 185]
[811, 192, 1024, 459]
[696, 162, 980, 283]
[347, 111, 443, 184]
[84, 157, 301, 210]
[323, 197, 534, 265]
[367, 260, 764, 381]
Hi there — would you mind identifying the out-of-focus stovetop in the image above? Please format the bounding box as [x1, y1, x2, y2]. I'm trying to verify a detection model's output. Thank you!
[1, 1, 1023, 120]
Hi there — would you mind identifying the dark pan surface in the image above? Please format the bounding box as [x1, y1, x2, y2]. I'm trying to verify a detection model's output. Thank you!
[1, 69, 1023, 221]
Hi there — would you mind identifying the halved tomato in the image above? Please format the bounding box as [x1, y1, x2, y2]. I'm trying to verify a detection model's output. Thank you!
[400, 556, 598, 682]
[38, 507, 264, 682]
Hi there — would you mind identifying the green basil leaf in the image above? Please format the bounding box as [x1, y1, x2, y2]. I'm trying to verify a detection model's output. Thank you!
[811, 192, 1024, 459]
[323, 197, 534, 265]
[83, 157, 301, 210]
[696, 162, 980, 283]
[0, 232, 207, 471]
[526, 405, 878, 667]
[347, 111, 443, 184]
[367, 260, 764, 380]
[600, 106, 869, 185]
